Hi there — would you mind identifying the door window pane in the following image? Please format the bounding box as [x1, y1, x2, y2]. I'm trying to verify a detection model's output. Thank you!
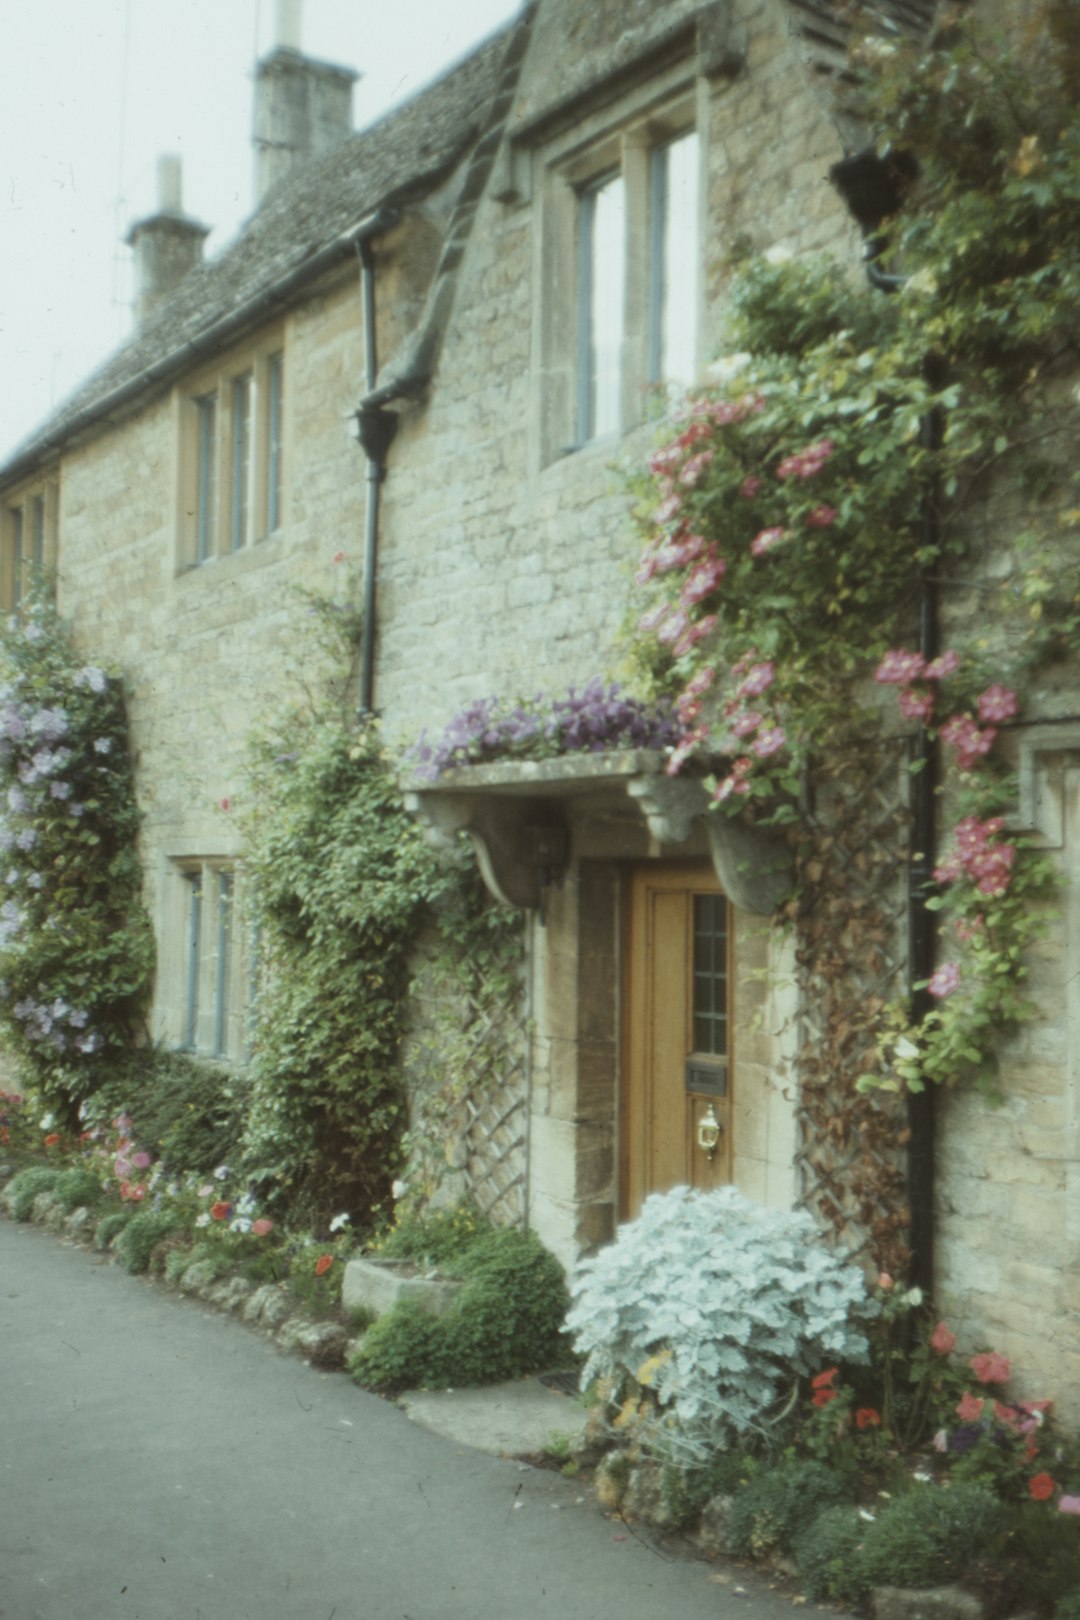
[692, 892, 728, 1056]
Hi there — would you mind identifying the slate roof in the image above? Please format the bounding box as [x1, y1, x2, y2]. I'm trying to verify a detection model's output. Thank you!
[0, 20, 517, 485]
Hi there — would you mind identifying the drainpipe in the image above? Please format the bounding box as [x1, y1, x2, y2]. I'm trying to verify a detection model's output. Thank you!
[830, 148, 938, 1295]
[353, 230, 400, 717]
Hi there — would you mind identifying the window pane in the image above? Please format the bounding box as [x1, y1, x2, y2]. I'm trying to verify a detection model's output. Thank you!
[196, 394, 217, 562]
[214, 871, 233, 1057]
[10, 507, 23, 609]
[692, 892, 728, 1056]
[31, 495, 45, 573]
[651, 131, 699, 390]
[184, 874, 202, 1049]
[579, 172, 625, 441]
[231, 375, 252, 551]
[267, 353, 283, 535]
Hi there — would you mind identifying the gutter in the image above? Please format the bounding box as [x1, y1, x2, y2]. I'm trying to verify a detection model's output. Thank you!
[0, 208, 399, 489]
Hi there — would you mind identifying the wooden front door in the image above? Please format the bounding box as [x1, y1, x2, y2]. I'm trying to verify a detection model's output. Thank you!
[622, 862, 731, 1219]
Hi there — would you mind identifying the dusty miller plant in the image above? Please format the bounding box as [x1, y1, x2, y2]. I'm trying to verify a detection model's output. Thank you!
[566, 1186, 872, 1460]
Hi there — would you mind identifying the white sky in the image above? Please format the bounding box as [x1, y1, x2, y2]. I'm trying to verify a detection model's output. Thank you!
[0, 0, 521, 463]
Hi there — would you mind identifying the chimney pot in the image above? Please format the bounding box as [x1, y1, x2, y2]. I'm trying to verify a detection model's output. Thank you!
[275, 0, 303, 51]
[126, 156, 209, 325]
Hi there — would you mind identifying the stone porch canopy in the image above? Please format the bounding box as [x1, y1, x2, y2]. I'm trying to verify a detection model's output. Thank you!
[403, 750, 794, 916]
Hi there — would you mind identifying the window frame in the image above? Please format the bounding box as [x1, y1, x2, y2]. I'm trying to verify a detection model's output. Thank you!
[179, 335, 287, 570]
[535, 80, 702, 466]
[1, 478, 59, 610]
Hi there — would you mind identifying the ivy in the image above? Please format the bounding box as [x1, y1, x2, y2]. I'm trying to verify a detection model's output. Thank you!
[0, 597, 154, 1125]
[238, 602, 518, 1229]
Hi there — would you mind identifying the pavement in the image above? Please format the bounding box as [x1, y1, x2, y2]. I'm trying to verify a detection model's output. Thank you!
[0, 1215, 813, 1620]
[399, 1375, 589, 1459]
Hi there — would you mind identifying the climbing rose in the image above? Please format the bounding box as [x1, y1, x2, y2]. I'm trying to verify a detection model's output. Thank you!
[977, 684, 1018, 724]
[899, 687, 935, 722]
[956, 1392, 985, 1421]
[930, 1321, 957, 1355]
[805, 504, 837, 528]
[738, 661, 775, 698]
[875, 648, 926, 685]
[970, 1350, 1011, 1384]
[750, 527, 785, 557]
[927, 962, 961, 999]
[1029, 1473, 1056, 1501]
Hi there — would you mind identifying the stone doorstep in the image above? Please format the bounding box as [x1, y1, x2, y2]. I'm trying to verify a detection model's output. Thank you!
[342, 1253, 464, 1319]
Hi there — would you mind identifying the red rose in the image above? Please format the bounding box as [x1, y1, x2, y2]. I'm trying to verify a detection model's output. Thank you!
[856, 1408, 881, 1430]
[43, 1132, 60, 1147]
[811, 1368, 838, 1390]
[1029, 1473, 1056, 1502]
[210, 1201, 232, 1221]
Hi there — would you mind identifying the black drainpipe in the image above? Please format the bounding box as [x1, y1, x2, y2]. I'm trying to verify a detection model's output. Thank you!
[354, 231, 400, 718]
[831, 149, 938, 1295]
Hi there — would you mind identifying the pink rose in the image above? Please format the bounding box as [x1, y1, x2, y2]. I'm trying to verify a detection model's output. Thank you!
[930, 1321, 957, 1355]
[970, 1350, 1011, 1385]
[956, 1391, 985, 1422]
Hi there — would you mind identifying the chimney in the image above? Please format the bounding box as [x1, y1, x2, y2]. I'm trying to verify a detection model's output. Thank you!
[126, 156, 210, 324]
[253, 0, 358, 206]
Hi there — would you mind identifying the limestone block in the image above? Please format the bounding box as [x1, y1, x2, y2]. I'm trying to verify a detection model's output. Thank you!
[207, 1276, 253, 1314]
[243, 1284, 293, 1330]
[871, 1587, 984, 1620]
[341, 1255, 462, 1320]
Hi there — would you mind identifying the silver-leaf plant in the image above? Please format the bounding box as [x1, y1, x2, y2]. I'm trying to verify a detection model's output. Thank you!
[566, 1185, 873, 1460]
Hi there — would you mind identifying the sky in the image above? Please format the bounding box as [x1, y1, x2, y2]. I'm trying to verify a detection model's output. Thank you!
[0, 0, 521, 463]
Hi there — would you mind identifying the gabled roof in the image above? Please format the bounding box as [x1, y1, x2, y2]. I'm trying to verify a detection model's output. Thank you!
[0, 20, 517, 486]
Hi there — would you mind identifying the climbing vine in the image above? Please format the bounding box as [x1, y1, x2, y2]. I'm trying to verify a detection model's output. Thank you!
[0, 597, 154, 1125]
[239, 599, 522, 1229]
[627, 8, 1079, 1134]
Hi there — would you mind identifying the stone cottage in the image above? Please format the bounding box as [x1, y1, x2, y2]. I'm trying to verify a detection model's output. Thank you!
[1, 0, 1077, 1416]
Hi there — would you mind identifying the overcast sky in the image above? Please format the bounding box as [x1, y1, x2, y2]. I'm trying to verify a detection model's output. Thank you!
[0, 0, 521, 463]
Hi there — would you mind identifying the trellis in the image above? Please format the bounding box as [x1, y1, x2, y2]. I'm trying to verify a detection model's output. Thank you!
[791, 739, 914, 1276]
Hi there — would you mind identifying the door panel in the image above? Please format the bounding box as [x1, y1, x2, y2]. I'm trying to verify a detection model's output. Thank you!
[622, 863, 732, 1219]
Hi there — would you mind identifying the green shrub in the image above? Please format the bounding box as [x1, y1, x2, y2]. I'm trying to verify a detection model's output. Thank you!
[1055, 1594, 1080, 1620]
[6, 1164, 60, 1220]
[350, 1227, 568, 1392]
[726, 1459, 849, 1559]
[95, 1049, 249, 1177]
[52, 1167, 105, 1213]
[116, 1208, 186, 1275]
[439, 1230, 568, 1382]
[95, 1208, 134, 1249]
[660, 1452, 755, 1529]
[859, 1482, 1007, 1590]
[347, 1301, 448, 1391]
[794, 1506, 870, 1605]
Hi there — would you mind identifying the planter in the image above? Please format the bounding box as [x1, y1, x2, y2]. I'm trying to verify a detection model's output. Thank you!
[342, 1254, 463, 1320]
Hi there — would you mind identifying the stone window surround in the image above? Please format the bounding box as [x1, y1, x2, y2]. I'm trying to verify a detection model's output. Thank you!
[175, 328, 288, 573]
[530, 58, 706, 471]
[0, 476, 59, 611]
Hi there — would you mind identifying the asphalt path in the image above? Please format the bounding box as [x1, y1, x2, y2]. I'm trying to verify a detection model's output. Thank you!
[0, 1217, 806, 1620]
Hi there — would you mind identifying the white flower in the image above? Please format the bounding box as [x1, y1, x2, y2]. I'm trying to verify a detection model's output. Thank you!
[195, 1212, 211, 1228]
[213, 1164, 230, 1181]
[229, 1217, 252, 1234]
[706, 352, 752, 385]
[905, 1286, 924, 1307]
[391, 1179, 410, 1201]
[764, 244, 793, 265]
[329, 1212, 351, 1233]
